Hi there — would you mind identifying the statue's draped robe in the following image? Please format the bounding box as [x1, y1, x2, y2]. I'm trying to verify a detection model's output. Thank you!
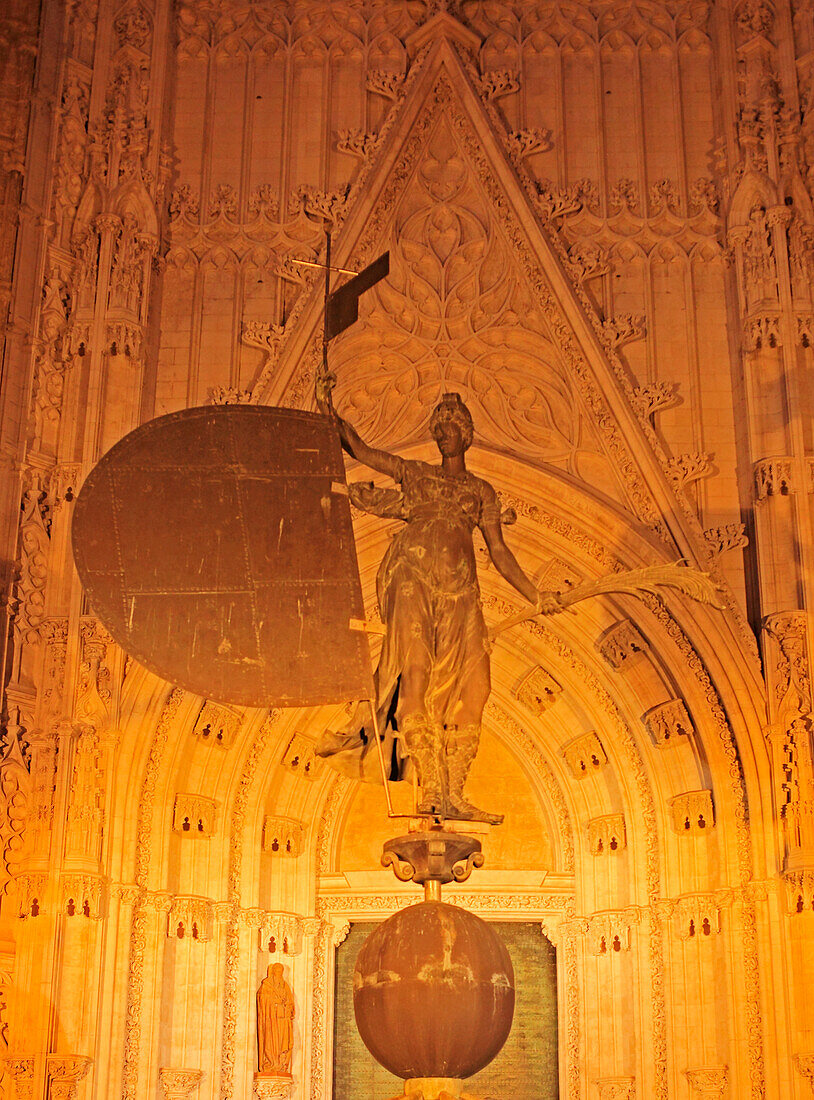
[256, 973, 295, 1075]
[322, 457, 497, 781]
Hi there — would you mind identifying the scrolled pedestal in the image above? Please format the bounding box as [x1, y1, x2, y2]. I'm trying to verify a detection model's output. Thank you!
[252, 1073, 293, 1099]
[381, 828, 484, 898]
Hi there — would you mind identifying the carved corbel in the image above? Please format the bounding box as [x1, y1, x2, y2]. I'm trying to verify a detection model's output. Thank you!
[3, 1057, 35, 1100]
[262, 817, 304, 857]
[332, 920, 351, 947]
[754, 456, 793, 499]
[684, 1067, 728, 1098]
[46, 1055, 92, 1100]
[793, 1052, 814, 1095]
[562, 732, 608, 778]
[172, 794, 217, 837]
[252, 1077, 293, 1100]
[669, 790, 715, 833]
[159, 1068, 204, 1099]
[587, 911, 634, 955]
[673, 894, 723, 939]
[596, 620, 647, 669]
[643, 699, 694, 746]
[513, 665, 562, 716]
[587, 815, 627, 855]
[281, 734, 323, 780]
[168, 896, 213, 941]
[191, 700, 241, 747]
[784, 869, 814, 914]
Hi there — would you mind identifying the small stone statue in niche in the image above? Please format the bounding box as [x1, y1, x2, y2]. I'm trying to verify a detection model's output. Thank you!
[256, 963, 295, 1076]
[315, 387, 562, 824]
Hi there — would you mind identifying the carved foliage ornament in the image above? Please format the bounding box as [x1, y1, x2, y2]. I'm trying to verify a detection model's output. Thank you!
[0, 717, 31, 885]
[46, 1054, 92, 1100]
[15, 484, 50, 644]
[159, 1068, 204, 1100]
[763, 611, 811, 709]
[684, 1065, 728, 1097]
[328, 103, 618, 488]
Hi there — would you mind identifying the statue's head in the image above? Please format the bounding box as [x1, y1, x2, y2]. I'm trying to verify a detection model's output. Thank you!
[269, 962, 284, 979]
[430, 392, 474, 454]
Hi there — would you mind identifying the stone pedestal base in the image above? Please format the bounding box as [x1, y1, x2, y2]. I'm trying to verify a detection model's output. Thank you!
[389, 1078, 483, 1100]
[253, 1074, 293, 1099]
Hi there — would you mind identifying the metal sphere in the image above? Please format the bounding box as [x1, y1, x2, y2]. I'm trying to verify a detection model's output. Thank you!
[353, 901, 514, 1080]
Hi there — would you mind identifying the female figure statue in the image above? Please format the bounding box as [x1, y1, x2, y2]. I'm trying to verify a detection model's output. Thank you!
[316, 389, 560, 824]
[256, 962, 295, 1076]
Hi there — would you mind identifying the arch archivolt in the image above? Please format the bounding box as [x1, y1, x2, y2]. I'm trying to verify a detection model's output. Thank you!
[103, 442, 772, 1100]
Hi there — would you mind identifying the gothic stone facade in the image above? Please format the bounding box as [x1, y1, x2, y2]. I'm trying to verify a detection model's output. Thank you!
[0, 1, 813, 1098]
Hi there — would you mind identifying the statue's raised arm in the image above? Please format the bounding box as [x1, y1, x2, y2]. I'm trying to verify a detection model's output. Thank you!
[315, 372, 401, 480]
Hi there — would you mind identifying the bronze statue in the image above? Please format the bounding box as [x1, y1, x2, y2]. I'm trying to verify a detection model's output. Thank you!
[256, 963, 295, 1076]
[315, 387, 562, 823]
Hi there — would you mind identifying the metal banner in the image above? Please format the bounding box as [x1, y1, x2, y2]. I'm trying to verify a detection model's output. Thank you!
[71, 405, 374, 708]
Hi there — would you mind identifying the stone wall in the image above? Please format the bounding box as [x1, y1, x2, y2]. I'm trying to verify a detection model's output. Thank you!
[0, 2, 812, 1099]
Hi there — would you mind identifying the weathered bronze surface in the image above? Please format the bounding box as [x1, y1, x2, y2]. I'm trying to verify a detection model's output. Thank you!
[315, 390, 560, 822]
[71, 405, 372, 708]
[353, 901, 515, 1081]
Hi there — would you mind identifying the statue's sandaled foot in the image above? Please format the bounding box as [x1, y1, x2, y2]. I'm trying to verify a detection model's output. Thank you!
[315, 730, 360, 758]
[445, 799, 504, 826]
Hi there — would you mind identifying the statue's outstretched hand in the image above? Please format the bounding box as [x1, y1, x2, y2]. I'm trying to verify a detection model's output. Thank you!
[315, 370, 337, 414]
[536, 589, 565, 615]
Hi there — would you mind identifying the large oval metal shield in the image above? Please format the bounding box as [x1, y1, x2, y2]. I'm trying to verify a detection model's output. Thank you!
[71, 405, 373, 708]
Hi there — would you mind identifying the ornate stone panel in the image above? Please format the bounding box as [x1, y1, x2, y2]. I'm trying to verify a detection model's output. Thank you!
[562, 733, 608, 779]
[172, 793, 217, 836]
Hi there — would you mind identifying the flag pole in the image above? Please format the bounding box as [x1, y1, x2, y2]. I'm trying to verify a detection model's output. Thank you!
[319, 231, 397, 816]
[320, 229, 333, 411]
